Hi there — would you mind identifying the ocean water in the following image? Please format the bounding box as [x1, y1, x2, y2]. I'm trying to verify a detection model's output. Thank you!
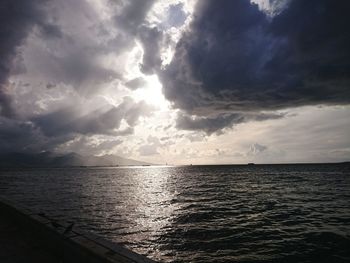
[0, 164, 349, 262]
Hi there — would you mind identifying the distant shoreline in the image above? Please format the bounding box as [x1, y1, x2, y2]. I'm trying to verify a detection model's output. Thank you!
[0, 162, 349, 169]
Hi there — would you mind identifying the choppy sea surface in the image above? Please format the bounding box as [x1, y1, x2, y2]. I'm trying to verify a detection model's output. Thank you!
[0, 164, 350, 262]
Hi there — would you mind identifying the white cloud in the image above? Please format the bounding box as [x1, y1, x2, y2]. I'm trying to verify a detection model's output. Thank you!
[1, 0, 349, 165]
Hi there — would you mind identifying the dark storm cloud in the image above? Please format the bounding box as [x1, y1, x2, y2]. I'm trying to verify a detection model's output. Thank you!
[0, 0, 159, 155]
[35, 0, 156, 92]
[0, 96, 154, 154]
[176, 114, 244, 135]
[1, 0, 155, 109]
[138, 26, 163, 74]
[0, 0, 60, 118]
[58, 136, 123, 156]
[137, 2, 189, 75]
[114, 0, 155, 34]
[39, 23, 63, 38]
[111, 0, 162, 75]
[160, 0, 350, 116]
[176, 112, 284, 135]
[108, 0, 157, 55]
[125, 77, 147, 90]
[33, 97, 154, 137]
[0, 117, 72, 154]
[119, 0, 164, 75]
[0, 118, 41, 153]
[20, 0, 126, 95]
[0, 0, 156, 101]
[41, 49, 120, 93]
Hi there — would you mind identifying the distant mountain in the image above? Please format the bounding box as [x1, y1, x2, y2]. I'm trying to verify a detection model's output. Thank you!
[0, 152, 153, 167]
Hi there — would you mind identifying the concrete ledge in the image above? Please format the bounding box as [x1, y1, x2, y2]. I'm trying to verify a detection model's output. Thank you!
[0, 196, 157, 263]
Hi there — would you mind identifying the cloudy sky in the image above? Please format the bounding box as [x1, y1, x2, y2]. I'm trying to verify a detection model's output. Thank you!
[1, 0, 349, 164]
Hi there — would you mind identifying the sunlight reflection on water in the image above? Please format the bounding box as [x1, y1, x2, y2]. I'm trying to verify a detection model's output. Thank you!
[1, 164, 350, 262]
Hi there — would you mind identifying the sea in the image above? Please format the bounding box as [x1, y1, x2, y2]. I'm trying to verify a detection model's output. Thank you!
[0, 164, 349, 263]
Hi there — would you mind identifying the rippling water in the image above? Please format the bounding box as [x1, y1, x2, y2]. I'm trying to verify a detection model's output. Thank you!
[1, 164, 350, 262]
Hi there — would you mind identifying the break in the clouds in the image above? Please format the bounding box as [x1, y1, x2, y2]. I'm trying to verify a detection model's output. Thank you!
[160, 0, 350, 122]
[0, 0, 349, 163]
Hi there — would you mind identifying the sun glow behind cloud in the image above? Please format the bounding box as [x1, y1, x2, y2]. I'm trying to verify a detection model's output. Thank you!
[0, 0, 349, 165]
[132, 75, 169, 110]
[123, 40, 169, 110]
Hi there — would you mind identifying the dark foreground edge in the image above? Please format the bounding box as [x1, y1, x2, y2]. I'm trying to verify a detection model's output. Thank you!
[0, 196, 158, 263]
